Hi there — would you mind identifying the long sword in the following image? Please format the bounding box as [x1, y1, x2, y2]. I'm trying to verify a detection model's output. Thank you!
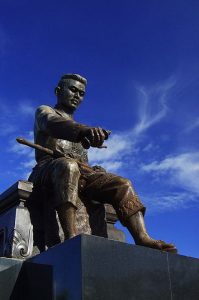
[16, 137, 105, 172]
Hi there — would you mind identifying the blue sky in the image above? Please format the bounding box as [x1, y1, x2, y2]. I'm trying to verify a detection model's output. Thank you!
[0, 0, 199, 258]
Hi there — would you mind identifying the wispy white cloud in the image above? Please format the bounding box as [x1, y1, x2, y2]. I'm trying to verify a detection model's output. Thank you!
[0, 102, 17, 136]
[0, 101, 35, 117]
[0, 100, 35, 180]
[143, 191, 198, 214]
[0, 123, 16, 135]
[9, 131, 35, 178]
[132, 77, 176, 136]
[18, 102, 35, 116]
[89, 77, 176, 172]
[89, 132, 131, 163]
[97, 161, 123, 173]
[0, 101, 35, 136]
[21, 159, 35, 169]
[142, 143, 159, 152]
[9, 131, 34, 155]
[88, 76, 199, 213]
[10, 141, 35, 157]
[185, 117, 199, 133]
[141, 152, 199, 194]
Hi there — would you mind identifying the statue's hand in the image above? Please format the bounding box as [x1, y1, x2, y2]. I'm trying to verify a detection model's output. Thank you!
[92, 165, 106, 172]
[81, 127, 111, 149]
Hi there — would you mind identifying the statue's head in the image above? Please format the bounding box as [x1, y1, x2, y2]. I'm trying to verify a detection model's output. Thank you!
[55, 74, 87, 113]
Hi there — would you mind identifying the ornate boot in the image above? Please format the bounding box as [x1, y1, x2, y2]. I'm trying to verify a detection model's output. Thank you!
[56, 203, 77, 240]
[126, 211, 177, 253]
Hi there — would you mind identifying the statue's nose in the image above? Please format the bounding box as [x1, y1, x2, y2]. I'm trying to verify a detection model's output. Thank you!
[74, 92, 80, 99]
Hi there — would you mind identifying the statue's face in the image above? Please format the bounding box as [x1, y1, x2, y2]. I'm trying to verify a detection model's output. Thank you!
[57, 79, 86, 112]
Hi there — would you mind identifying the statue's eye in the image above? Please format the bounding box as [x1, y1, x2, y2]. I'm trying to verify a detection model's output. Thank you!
[80, 91, 85, 97]
[70, 86, 77, 92]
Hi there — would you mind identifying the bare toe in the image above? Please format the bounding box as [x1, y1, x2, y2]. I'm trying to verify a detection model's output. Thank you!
[154, 240, 178, 253]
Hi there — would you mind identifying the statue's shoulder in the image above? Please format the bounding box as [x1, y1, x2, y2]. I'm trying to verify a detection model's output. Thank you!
[36, 105, 55, 114]
[35, 105, 69, 120]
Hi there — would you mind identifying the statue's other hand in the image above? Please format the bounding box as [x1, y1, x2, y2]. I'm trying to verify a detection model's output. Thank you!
[90, 127, 106, 147]
[81, 127, 111, 148]
[92, 165, 106, 172]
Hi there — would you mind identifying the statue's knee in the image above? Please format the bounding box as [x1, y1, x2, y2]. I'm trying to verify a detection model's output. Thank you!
[54, 158, 80, 176]
[117, 177, 132, 187]
[65, 160, 79, 174]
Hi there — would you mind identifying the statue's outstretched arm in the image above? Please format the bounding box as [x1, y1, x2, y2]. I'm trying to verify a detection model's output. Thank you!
[35, 105, 87, 142]
[36, 105, 111, 148]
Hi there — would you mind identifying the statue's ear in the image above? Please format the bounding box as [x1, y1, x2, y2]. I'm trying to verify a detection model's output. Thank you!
[55, 86, 61, 95]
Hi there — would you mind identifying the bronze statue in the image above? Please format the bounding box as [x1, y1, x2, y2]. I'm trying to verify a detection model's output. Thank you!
[28, 73, 177, 253]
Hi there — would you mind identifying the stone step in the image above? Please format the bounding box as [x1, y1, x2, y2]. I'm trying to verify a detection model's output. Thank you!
[4, 234, 198, 300]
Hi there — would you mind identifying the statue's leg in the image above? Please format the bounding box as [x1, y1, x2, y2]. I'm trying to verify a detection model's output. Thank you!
[125, 211, 177, 253]
[49, 158, 80, 240]
[56, 203, 77, 239]
[82, 172, 177, 253]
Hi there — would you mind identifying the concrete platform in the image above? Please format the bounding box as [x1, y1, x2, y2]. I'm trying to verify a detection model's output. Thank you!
[0, 257, 23, 300]
[1, 234, 199, 299]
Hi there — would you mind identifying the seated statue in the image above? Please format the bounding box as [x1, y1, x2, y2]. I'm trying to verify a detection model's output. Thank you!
[28, 73, 177, 253]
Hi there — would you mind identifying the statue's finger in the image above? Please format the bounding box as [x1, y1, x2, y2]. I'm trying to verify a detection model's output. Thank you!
[89, 128, 95, 145]
[93, 128, 102, 146]
[98, 127, 105, 143]
[81, 137, 91, 149]
[103, 129, 111, 140]
[97, 127, 105, 146]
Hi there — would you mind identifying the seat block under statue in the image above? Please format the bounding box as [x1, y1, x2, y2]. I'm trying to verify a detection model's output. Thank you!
[0, 180, 125, 259]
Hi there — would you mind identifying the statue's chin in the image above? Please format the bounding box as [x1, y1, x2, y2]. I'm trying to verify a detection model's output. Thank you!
[58, 103, 77, 114]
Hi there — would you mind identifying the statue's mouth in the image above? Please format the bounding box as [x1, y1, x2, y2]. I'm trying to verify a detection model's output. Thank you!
[71, 99, 79, 106]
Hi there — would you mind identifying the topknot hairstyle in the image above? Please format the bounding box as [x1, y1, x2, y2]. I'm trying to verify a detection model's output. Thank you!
[57, 73, 87, 87]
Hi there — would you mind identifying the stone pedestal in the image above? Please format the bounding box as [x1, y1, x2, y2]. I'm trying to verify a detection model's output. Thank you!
[6, 234, 199, 300]
[0, 181, 33, 259]
[0, 181, 125, 258]
[0, 257, 23, 299]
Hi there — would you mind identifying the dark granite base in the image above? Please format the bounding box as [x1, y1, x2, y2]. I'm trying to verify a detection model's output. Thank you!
[1, 235, 199, 299]
[10, 262, 54, 300]
[0, 258, 23, 300]
[29, 235, 199, 300]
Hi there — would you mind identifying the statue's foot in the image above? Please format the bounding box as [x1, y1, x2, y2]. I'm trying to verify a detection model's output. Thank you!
[136, 236, 177, 253]
[125, 212, 177, 253]
[64, 233, 77, 240]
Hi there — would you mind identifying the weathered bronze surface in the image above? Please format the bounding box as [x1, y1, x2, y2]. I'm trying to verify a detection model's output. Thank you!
[27, 73, 177, 253]
[0, 180, 125, 258]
